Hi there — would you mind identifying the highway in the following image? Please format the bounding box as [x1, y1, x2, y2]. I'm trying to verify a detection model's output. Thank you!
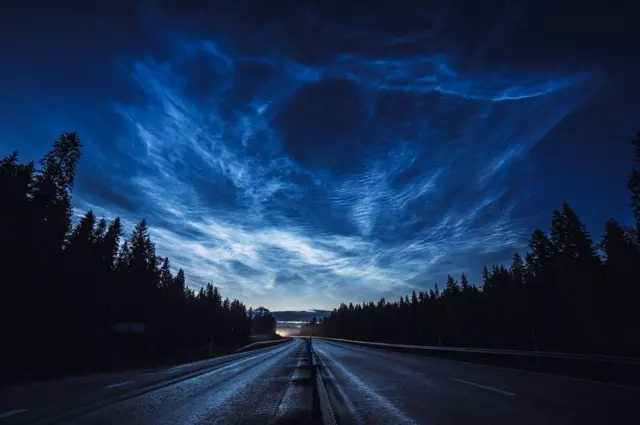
[0, 339, 313, 425]
[313, 338, 639, 424]
[1, 337, 638, 424]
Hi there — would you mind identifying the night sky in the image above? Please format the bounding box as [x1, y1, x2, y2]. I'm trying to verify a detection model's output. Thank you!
[1, 1, 638, 311]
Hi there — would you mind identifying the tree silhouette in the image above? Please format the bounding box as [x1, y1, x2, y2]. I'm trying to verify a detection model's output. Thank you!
[629, 131, 640, 229]
[0, 133, 258, 382]
[159, 257, 173, 290]
[318, 130, 640, 357]
[251, 307, 277, 336]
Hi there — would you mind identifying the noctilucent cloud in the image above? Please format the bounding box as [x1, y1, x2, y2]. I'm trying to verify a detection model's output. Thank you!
[1, 1, 639, 311]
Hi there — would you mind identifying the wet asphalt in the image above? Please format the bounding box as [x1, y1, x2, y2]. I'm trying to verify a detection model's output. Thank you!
[2, 337, 639, 424]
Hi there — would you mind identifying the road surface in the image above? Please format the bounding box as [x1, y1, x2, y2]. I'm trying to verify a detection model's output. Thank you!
[2, 337, 638, 424]
[0, 338, 313, 425]
[312, 338, 639, 424]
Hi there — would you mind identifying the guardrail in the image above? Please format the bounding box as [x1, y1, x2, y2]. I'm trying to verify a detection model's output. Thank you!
[313, 337, 640, 387]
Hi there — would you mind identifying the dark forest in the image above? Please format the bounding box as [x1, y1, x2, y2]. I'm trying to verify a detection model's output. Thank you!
[0, 133, 276, 382]
[2, 130, 639, 384]
[315, 131, 640, 357]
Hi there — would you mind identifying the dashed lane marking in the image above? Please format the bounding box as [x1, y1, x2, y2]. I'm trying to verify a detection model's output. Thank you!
[450, 377, 516, 396]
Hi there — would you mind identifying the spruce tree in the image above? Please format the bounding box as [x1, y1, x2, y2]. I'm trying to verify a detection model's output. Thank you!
[628, 131, 640, 230]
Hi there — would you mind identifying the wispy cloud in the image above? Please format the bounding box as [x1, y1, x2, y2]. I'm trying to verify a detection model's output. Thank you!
[66, 7, 593, 311]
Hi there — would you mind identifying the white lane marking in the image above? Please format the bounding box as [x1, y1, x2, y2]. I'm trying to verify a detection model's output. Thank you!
[104, 380, 134, 389]
[314, 344, 419, 424]
[164, 342, 295, 376]
[327, 339, 640, 392]
[165, 364, 189, 373]
[165, 342, 298, 375]
[314, 352, 365, 425]
[0, 409, 28, 419]
[468, 362, 640, 392]
[161, 339, 297, 374]
[450, 377, 516, 396]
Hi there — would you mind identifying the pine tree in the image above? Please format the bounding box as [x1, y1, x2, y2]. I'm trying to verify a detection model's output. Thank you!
[211, 286, 222, 307]
[31, 133, 82, 253]
[159, 257, 173, 290]
[445, 275, 460, 294]
[94, 218, 107, 242]
[509, 252, 525, 285]
[20, 135, 82, 366]
[184, 288, 196, 300]
[116, 241, 131, 272]
[550, 209, 565, 252]
[102, 218, 122, 269]
[173, 269, 186, 298]
[0, 152, 36, 353]
[411, 289, 419, 306]
[65, 211, 98, 301]
[38, 132, 82, 191]
[128, 219, 155, 273]
[460, 273, 470, 291]
[527, 229, 554, 281]
[0, 152, 35, 270]
[601, 219, 636, 267]
[206, 282, 215, 300]
[0, 152, 34, 235]
[68, 210, 97, 249]
[560, 202, 600, 263]
[628, 131, 640, 229]
[600, 218, 640, 354]
[552, 203, 602, 351]
[482, 266, 490, 286]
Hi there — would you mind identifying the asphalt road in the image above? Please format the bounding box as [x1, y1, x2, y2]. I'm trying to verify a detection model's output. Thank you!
[0, 338, 313, 425]
[312, 338, 640, 425]
[2, 337, 638, 424]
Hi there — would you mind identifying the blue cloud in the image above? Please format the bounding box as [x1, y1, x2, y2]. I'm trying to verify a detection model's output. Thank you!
[274, 271, 307, 287]
[3, 1, 637, 311]
[58, 32, 592, 310]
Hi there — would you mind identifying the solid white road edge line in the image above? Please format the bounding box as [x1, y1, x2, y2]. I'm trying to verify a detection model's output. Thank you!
[0, 409, 28, 419]
[104, 380, 135, 389]
[450, 377, 516, 396]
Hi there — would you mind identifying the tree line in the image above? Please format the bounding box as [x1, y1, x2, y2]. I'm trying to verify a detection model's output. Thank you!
[316, 131, 640, 357]
[0, 133, 275, 382]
